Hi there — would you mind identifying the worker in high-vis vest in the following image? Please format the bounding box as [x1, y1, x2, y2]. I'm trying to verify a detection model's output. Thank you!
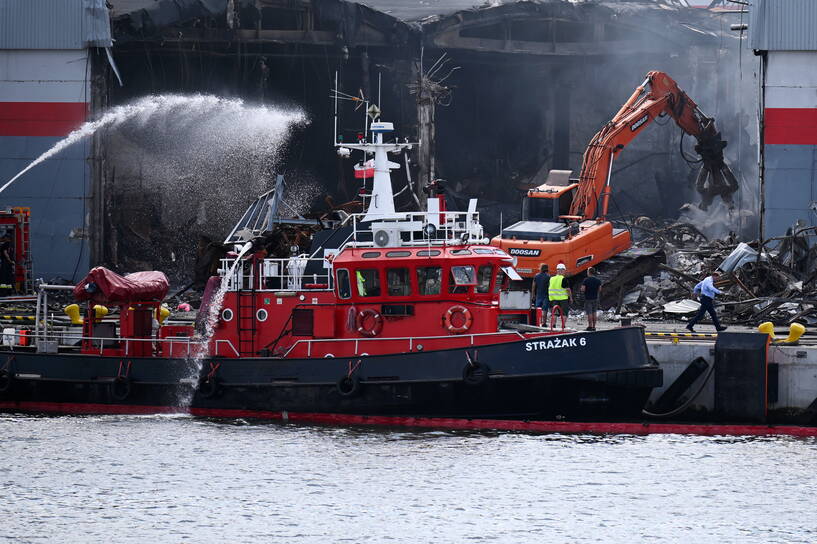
[356, 270, 367, 296]
[548, 263, 573, 318]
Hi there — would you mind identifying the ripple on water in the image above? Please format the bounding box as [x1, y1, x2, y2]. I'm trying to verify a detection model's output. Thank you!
[0, 416, 816, 543]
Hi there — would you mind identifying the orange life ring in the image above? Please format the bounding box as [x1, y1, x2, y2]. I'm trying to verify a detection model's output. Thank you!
[356, 309, 383, 337]
[444, 305, 473, 334]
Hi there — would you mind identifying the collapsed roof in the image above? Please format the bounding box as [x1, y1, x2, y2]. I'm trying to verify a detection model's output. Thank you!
[110, 0, 721, 54]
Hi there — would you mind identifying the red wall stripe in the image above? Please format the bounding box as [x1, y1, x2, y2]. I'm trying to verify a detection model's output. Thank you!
[765, 108, 817, 145]
[0, 102, 88, 137]
[2, 401, 817, 437]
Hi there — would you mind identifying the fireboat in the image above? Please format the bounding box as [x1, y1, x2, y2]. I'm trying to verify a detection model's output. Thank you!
[0, 113, 661, 422]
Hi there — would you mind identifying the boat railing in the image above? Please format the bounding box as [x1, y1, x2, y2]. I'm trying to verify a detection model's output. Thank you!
[348, 211, 485, 247]
[218, 257, 333, 292]
[34, 283, 75, 339]
[0, 328, 207, 357]
[283, 330, 528, 358]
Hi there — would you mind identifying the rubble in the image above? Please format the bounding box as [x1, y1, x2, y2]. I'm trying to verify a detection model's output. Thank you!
[614, 218, 817, 326]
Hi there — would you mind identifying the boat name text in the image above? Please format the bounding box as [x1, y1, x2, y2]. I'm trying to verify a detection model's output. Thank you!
[525, 337, 587, 351]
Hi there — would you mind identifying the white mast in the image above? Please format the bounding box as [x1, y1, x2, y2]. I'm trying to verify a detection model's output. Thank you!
[340, 119, 413, 222]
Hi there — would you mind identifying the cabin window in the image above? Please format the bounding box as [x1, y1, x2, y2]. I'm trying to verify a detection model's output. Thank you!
[355, 269, 381, 297]
[417, 250, 441, 257]
[493, 269, 505, 293]
[474, 248, 494, 255]
[476, 265, 493, 293]
[449, 265, 476, 294]
[387, 268, 412, 296]
[451, 249, 472, 255]
[386, 251, 411, 258]
[417, 266, 442, 295]
[362, 251, 381, 258]
[336, 269, 351, 299]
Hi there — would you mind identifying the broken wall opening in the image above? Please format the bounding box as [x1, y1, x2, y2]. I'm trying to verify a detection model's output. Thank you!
[94, 0, 758, 282]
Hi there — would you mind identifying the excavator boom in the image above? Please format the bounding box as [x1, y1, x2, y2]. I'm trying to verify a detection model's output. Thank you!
[491, 70, 739, 285]
[571, 71, 738, 220]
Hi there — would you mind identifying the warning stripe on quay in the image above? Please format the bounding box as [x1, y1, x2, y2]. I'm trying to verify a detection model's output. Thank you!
[645, 332, 717, 338]
[2, 401, 817, 438]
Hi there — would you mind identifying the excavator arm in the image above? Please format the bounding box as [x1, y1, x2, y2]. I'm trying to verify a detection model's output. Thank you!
[570, 70, 739, 220]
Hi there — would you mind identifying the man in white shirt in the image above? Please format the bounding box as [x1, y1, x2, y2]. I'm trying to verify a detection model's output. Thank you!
[686, 270, 728, 333]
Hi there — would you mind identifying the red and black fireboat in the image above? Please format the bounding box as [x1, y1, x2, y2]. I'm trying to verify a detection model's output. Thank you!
[0, 116, 660, 422]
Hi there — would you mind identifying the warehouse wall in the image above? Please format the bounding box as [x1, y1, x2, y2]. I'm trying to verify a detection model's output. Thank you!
[763, 51, 817, 238]
[0, 49, 90, 282]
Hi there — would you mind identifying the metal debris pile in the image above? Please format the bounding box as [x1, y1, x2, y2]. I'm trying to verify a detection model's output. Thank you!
[612, 219, 817, 325]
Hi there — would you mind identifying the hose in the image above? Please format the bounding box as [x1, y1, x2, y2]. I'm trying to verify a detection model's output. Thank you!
[641, 357, 716, 419]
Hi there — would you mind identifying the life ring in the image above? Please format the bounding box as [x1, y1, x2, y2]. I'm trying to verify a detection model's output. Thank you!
[110, 376, 131, 401]
[443, 305, 473, 334]
[0, 369, 11, 393]
[337, 374, 361, 397]
[355, 309, 383, 337]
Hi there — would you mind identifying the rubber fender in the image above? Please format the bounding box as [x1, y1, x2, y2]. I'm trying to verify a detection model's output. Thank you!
[775, 323, 805, 345]
[110, 376, 131, 402]
[337, 374, 361, 397]
[0, 369, 11, 393]
[463, 362, 490, 386]
[651, 357, 709, 413]
[198, 377, 222, 399]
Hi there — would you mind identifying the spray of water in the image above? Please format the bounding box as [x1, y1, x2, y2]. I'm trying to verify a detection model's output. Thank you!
[178, 241, 254, 406]
[1, 94, 306, 198]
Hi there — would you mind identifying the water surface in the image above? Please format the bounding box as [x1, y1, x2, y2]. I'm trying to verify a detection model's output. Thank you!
[1, 415, 815, 543]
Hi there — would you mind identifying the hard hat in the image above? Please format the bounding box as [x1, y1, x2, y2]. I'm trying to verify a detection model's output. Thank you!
[556, 263, 566, 270]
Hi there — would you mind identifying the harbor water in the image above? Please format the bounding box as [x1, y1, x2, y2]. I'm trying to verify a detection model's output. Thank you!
[1, 415, 816, 543]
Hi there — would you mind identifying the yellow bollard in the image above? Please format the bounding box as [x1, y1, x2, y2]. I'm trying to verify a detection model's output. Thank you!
[93, 305, 109, 321]
[757, 321, 775, 339]
[158, 305, 170, 325]
[64, 304, 83, 325]
[775, 322, 806, 345]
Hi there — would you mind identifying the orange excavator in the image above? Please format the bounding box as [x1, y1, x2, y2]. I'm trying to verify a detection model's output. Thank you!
[491, 71, 738, 278]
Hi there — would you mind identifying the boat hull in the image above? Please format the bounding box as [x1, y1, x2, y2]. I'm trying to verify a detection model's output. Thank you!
[0, 327, 660, 421]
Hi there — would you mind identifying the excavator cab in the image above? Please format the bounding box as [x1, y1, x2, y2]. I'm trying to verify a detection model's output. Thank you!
[500, 170, 580, 243]
[522, 170, 578, 222]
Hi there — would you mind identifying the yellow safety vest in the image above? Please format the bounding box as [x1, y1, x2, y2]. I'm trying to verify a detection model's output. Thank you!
[548, 274, 568, 301]
[356, 270, 366, 296]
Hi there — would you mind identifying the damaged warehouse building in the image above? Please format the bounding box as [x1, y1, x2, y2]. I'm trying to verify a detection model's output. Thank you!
[2, 0, 761, 288]
[93, 0, 757, 282]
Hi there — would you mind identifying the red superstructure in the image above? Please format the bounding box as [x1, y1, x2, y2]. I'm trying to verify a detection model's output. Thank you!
[207, 240, 539, 360]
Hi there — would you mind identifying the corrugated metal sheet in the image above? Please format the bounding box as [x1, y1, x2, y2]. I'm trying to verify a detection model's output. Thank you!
[750, 0, 817, 51]
[0, 0, 112, 50]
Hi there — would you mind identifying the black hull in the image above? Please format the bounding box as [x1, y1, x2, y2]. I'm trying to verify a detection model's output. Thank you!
[0, 327, 661, 421]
